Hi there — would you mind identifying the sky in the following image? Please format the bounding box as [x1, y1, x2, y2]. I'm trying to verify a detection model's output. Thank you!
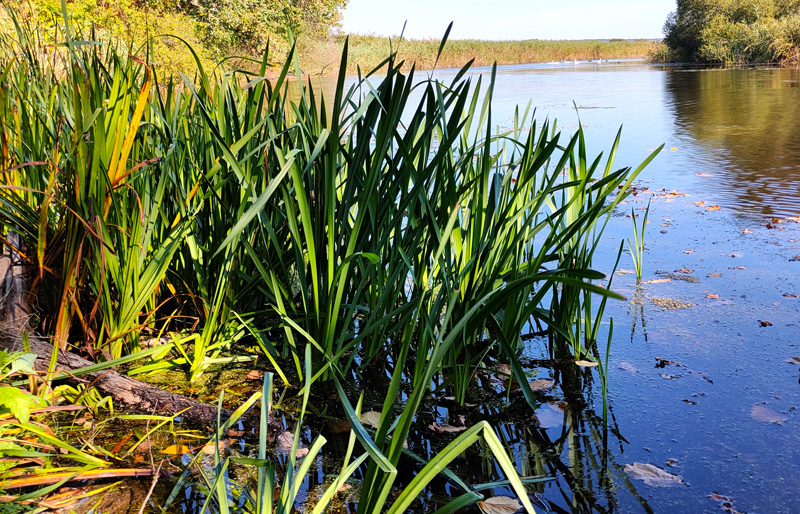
[340, 0, 677, 40]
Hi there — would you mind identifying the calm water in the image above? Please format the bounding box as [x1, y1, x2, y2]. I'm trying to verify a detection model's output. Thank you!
[285, 63, 800, 514]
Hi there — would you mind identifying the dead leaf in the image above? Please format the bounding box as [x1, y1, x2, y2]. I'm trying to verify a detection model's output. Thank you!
[706, 293, 720, 299]
[246, 370, 263, 381]
[683, 399, 698, 405]
[675, 267, 694, 273]
[694, 200, 707, 207]
[276, 431, 309, 457]
[709, 493, 733, 502]
[742, 228, 753, 234]
[615, 269, 635, 275]
[359, 411, 382, 429]
[707, 272, 723, 277]
[790, 255, 800, 262]
[729, 266, 747, 270]
[534, 403, 564, 429]
[575, 360, 598, 367]
[782, 293, 798, 299]
[478, 496, 523, 514]
[660, 374, 682, 379]
[529, 379, 555, 391]
[706, 205, 721, 211]
[429, 422, 467, 434]
[696, 172, 713, 177]
[670, 146, 678, 151]
[202, 439, 230, 455]
[655, 357, 685, 368]
[624, 462, 685, 487]
[161, 444, 192, 456]
[750, 404, 787, 424]
[683, 250, 695, 254]
[644, 278, 671, 284]
[784, 357, 800, 365]
[666, 458, 678, 467]
[758, 320, 772, 327]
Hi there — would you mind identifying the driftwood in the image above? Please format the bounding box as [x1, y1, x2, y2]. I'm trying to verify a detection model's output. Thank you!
[0, 234, 276, 429]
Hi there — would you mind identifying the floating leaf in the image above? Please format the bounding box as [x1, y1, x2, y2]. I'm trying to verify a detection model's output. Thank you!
[575, 360, 598, 367]
[615, 269, 635, 275]
[202, 439, 230, 455]
[750, 404, 787, 424]
[742, 228, 753, 234]
[529, 379, 555, 391]
[707, 272, 723, 277]
[644, 278, 671, 284]
[675, 267, 694, 273]
[276, 431, 309, 457]
[696, 172, 713, 177]
[669, 146, 678, 151]
[784, 357, 800, 365]
[666, 458, 678, 467]
[706, 293, 720, 299]
[758, 320, 772, 327]
[478, 495, 523, 514]
[706, 205, 721, 211]
[161, 444, 193, 455]
[429, 422, 467, 434]
[694, 200, 707, 207]
[790, 255, 800, 262]
[359, 411, 382, 429]
[655, 357, 685, 368]
[623, 463, 685, 487]
[709, 493, 733, 502]
[782, 293, 798, 299]
[683, 250, 695, 254]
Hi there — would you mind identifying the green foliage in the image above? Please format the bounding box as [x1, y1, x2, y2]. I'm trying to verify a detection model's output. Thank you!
[663, 0, 800, 63]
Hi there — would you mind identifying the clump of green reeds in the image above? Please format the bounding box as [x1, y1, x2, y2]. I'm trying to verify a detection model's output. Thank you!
[0, 4, 660, 511]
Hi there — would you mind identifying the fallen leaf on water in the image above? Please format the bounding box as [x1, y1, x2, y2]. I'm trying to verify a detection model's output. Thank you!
[709, 493, 733, 502]
[529, 378, 555, 391]
[359, 411, 382, 429]
[758, 320, 772, 327]
[683, 250, 695, 254]
[696, 172, 713, 177]
[670, 146, 678, 151]
[666, 458, 678, 467]
[655, 357, 685, 368]
[575, 360, 598, 367]
[660, 374, 682, 380]
[706, 205, 721, 211]
[161, 444, 192, 456]
[742, 228, 753, 234]
[675, 267, 694, 273]
[729, 266, 747, 270]
[202, 439, 230, 455]
[246, 369, 263, 380]
[782, 293, 798, 299]
[276, 431, 309, 457]
[615, 269, 635, 275]
[790, 255, 800, 262]
[534, 403, 565, 429]
[429, 422, 467, 434]
[750, 404, 788, 424]
[694, 200, 707, 207]
[478, 496, 523, 514]
[683, 399, 698, 405]
[707, 272, 723, 277]
[624, 463, 685, 487]
[644, 278, 671, 284]
[706, 293, 720, 299]
[785, 357, 800, 365]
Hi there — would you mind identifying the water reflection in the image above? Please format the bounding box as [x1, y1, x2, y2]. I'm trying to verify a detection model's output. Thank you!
[660, 67, 800, 217]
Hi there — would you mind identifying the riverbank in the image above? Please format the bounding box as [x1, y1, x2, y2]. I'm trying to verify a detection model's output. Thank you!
[300, 35, 664, 75]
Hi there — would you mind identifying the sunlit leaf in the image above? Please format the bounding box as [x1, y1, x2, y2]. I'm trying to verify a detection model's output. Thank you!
[623, 462, 684, 487]
[478, 495, 523, 514]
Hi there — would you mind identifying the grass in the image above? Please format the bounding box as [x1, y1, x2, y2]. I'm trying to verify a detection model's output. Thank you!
[0, 3, 660, 511]
[310, 35, 665, 74]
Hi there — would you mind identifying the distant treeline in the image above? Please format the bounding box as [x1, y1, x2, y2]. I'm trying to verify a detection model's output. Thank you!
[661, 0, 800, 64]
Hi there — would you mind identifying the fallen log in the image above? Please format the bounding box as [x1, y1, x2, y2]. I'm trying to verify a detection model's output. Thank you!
[0, 234, 277, 430]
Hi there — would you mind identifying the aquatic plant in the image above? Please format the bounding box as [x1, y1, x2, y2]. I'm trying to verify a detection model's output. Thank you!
[628, 199, 651, 283]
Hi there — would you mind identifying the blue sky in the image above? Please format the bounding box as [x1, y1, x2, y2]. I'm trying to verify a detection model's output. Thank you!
[340, 0, 677, 40]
